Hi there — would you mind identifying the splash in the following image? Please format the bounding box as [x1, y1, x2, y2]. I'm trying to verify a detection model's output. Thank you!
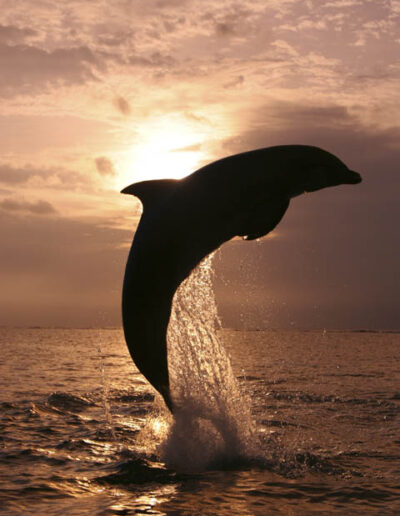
[97, 340, 116, 440]
[163, 254, 261, 472]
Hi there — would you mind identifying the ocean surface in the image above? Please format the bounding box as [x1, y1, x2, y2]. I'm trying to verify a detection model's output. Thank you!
[1, 325, 399, 515]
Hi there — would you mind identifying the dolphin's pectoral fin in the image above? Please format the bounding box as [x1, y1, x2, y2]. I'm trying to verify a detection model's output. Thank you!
[239, 197, 290, 241]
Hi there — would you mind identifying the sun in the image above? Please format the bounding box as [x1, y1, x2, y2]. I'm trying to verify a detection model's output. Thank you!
[117, 116, 207, 190]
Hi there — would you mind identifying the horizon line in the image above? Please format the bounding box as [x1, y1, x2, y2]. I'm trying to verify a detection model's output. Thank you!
[0, 325, 399, 333]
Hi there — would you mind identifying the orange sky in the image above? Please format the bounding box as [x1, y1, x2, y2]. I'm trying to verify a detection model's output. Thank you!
[0, 0, 399, 328]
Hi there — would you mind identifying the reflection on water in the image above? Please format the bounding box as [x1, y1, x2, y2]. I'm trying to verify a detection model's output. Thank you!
[0, 321, 399, 514]
[98, 338, 116, 441]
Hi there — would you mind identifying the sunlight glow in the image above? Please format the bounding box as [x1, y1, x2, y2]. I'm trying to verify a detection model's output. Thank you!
[118, 116, 206, 189]
[151, 417, 169, 437]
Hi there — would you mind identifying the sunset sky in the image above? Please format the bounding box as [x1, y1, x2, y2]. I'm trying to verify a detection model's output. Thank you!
[1, 0, 399, 328]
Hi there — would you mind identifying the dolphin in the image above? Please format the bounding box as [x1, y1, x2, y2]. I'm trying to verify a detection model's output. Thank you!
[121, 145, 361, 411]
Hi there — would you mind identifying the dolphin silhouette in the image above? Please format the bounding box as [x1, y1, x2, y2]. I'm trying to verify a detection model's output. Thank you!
[121, 145, 361, 411]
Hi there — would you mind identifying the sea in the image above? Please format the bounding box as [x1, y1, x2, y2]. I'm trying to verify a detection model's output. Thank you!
[1, 263, 399, 514]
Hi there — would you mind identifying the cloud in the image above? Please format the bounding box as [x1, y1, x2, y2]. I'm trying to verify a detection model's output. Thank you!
[95, 25, 135, 48]
[0, 210, 131, 327]
[215, 22, 236, 36]
[223, 101, 400, 160]
[222, 102, 400, 211]
[114, 96, 131, 115]
[0, 163, 33, 184]
[0, 163, 91, 189]
[0, 24, 37, 44]
[171, 143, 202, 152]
[0, 0, 398, 329]
[95, 157, 116, 176]
[0, 198, 57, 215]
[213, 102, 400, 328]
[0, 43, 101, 97]
[127, 51, 175, 68]
[223, 75, 245, 89]
[163, 15, 187, 34]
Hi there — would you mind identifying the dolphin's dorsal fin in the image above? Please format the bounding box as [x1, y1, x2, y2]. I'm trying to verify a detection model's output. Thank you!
[121, 179, 178, 210]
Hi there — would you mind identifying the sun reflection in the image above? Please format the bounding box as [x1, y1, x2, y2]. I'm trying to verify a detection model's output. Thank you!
[134, 485, 177, 512]
[117, 115, 207, 189]
[151, 416, 169, 437]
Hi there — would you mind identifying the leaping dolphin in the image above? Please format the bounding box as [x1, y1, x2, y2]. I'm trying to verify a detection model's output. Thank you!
[121, 145, 362, 411]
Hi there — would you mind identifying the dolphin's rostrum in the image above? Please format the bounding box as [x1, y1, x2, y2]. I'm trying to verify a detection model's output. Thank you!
[121, 145, 362, 411]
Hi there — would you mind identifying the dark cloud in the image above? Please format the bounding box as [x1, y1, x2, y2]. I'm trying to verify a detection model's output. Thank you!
[223, 75, 244, 89]
[216, 22, 235, 36]
[214, 222, 399, 330]
[0, 198, 57, 215]
[0, 210, 131, 327]
[200, 6, 253, 38]
[163, 16, 186, 33]
[215, 103, 400, 329]
[0, 24, 37, 44]
[95, 157, 115, 176]
[155, 0, 189, 9]
[0, 163, 91, 189]
[1, 101, 398, 328]
[94, 24, 134, 48]
[114, 96, 131, 115]
[0, 164, 32, 184]
[128, 51, 175, 67]
[222, 102, 400, 186]
[0, 44, 101, 97]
